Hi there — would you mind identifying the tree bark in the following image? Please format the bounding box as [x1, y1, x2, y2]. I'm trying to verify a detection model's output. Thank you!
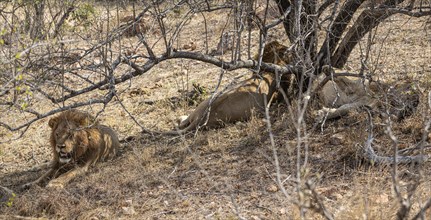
[276, 0, 318, 60]
[317, 0, 365, 67]
[275, 0, 293, 42]
[331, 7, 399, 67]
[30, 1, 45, 39]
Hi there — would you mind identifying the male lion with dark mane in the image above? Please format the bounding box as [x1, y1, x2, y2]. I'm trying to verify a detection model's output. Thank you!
[22, 110, 119, 189]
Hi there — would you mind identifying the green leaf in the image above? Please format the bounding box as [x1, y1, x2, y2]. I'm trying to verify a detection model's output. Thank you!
[16, 74, 23, 81]
[21, 102, 28, 110]
[6, 193, 16, 207]
[25, 90, 33, 96]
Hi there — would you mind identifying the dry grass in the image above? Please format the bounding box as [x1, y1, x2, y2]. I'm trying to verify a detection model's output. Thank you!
[1, 2, 431, 219]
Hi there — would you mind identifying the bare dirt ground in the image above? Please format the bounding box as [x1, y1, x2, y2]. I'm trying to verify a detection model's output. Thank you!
[1, 3, 431, 220]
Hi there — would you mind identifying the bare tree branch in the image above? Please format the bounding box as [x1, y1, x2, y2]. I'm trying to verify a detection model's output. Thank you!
[363, 107, 429, 165]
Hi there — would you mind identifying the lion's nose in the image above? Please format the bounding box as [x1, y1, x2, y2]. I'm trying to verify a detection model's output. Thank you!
[57, 144, 66, 149]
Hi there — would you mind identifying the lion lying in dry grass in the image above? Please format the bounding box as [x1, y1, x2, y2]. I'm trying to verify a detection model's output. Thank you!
[22, 110, 119, 189]
[313, 66, 423, 165]
[160, 41, 292, 135]
[315, 66, 419, 122]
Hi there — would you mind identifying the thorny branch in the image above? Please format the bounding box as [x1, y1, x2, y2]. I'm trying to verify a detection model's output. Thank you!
[0, 48, 296, 136]
[363, 107, 429, 165]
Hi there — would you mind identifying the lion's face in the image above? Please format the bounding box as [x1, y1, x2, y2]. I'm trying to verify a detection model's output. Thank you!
[50, 119, 89, 164]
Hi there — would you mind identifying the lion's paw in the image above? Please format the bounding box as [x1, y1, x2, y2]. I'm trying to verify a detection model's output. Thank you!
[176, 115, 188, 126]
[316, 107, 336, 123]
[20, 183, 34, 191]
[46, 180, 65, 189]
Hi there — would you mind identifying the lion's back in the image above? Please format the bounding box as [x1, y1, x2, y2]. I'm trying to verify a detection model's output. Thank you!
[87, 125, 119, 162]
[98, 125, 120, 160]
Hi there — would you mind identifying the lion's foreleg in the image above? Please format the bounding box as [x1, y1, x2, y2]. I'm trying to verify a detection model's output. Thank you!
[27, 161, 51, 172]
[21, 168, 57, 189]
[46, 165, 90, 188]
[318, 101, 365, 122]
[46, 149, 99, 188]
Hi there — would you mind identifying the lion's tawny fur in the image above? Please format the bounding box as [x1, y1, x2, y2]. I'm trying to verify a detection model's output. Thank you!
[162, 41, 292, 135]
[316, 66, 419, 121]
[22, 110, 119, 188]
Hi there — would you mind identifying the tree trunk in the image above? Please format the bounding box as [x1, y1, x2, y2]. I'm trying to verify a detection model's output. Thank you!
[331, 3, 403, 67]
[317, 0, 365, 67]
[276, 0, 317, 61]
[30, 1, 45, 39]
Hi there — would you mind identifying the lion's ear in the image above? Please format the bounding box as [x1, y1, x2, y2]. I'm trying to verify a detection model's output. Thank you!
[79, 117, 93, 127]
[48, 118, 58, 128]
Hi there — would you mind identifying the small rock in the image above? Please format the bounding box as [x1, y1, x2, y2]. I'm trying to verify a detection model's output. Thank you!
[266, 184, 278, 192]
[334, 193, 343, 200]
[375, 193, 389, 204]
[122, 206, 136, 215]
[251, 215, 261, 220]
[125, 199, 133, 206]
[208, 201, 217, 209]
[250, 192, 259, 199]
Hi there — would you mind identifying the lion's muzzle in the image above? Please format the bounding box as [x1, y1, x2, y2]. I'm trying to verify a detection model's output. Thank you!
[56, 144, 73, 164]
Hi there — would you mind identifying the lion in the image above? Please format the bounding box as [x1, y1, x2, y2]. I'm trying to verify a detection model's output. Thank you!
[22, 110, 120, 189]
[159, 41, 292, 135]
[314, 66, 425, 165]
[315, 66, 419, 122]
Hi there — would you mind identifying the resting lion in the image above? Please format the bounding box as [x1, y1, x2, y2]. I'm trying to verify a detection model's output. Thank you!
[22, 110, 119, 189]
[160, 41, 292, 135]
[315, 66, 419, 122]
[314, 66, 425, 165]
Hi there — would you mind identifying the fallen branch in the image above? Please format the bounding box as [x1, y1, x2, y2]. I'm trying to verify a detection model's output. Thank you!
[362, 108, 429, 165]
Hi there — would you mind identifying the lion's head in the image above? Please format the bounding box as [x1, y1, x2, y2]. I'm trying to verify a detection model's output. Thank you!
[48, 110, 97, 164]
[257, 40, 292, 65]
